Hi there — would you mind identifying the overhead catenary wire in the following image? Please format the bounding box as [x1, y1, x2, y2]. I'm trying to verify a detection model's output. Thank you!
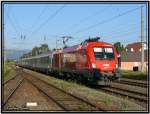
[95, 21, 140, 36]
[76, 26, 147, 45]
[63, 4, 112, 33]
[6, 7, 21, 37]
[10, 6, 23, 32]
[28, 4, 67, 38]
[26, 5, 48, 30]
[101, 23, 140, 38]
[103, 28, 147, 41]
[73, 5, 145, 35]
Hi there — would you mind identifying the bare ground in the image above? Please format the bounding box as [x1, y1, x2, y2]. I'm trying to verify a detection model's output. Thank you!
[3, 78, 63, 111]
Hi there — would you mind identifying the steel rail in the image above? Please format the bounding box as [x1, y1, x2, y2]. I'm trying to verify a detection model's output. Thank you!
[99, 87, 147, 103]
[2, 78, 24, 107]
[24, 71, 119, 111]
[3, 74, 20, 85]
[3, 67, 23, 85]
[24, 78, 69, 111]
[116, 80, 147, 88]
[110, 84, 147, 96]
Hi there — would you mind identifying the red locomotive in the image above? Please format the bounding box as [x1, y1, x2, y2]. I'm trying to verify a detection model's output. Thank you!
[51, 38, 120, 85]
[18, 38, 120, 85]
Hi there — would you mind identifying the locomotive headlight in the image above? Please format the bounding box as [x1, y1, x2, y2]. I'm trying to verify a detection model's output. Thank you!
[116, 64, 118, 68]
[92, 63, 96, 68]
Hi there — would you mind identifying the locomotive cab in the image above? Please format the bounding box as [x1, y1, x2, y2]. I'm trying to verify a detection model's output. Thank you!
[86, 42, 120, 85]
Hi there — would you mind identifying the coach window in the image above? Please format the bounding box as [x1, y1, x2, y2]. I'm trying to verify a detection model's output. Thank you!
[44, 57, 46, 63]
[44, 57, 47, 64]
[40, 57, 43, 64]
[46, 56, 49, 63]
[49, 55, 52, 64]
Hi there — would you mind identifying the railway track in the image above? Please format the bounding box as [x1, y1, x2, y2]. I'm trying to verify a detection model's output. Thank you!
[116, 78, 148, 88]
[3, 67, 119, 111]
[101, 86, 147, 102]
[23, 68, 148, 108]
[2, 78, 24, 107]
[3, 67, 23, 85]
[3, 66, 148, 111]
[3, 74, 99, 111]
[3, 67, 24, 107]
[3, 78, 66, 111]
[24, 73, 101, 111]
[97, 85, 148, 108]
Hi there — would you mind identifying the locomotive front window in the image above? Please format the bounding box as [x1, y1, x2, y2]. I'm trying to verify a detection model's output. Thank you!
[104, 47, 114, 59]
[94, 47, 104, 59]
[93, 47, 114, 60]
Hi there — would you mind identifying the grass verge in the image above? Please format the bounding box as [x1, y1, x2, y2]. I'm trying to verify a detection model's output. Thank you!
[4, 61, 16, 82]
[121, 70, 147, 81]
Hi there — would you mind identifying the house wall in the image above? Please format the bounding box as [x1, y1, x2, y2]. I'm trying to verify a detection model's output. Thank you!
[121, 62, 148, 71]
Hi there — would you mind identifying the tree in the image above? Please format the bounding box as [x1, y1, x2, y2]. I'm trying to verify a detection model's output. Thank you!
[20, 43, 50, 59]
[114, 42, 126, 61]
[114, 42, 124, 54]
[32, 46, 39, 56]
[41, 44, 49, 53]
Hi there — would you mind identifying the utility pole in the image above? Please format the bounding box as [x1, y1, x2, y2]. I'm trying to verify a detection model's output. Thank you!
[24, 35, 26, 40]
[56, 37, 58, 49]
[141, 6, 144, 72]
[146, 4, 148, 73]
[44, 35, 46, 41]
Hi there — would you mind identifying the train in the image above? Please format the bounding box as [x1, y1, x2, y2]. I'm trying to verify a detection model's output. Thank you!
[17, 38, 121, 85]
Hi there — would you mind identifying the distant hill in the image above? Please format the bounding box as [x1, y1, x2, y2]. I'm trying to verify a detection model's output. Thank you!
[4, 49, 30, 61]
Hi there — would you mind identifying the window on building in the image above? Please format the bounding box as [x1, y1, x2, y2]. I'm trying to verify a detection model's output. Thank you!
[131, 48, 134, 52]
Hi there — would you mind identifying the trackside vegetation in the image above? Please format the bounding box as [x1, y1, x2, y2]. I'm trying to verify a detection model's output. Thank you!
[4, 60, 16, 82]
[121, 70, 147, 80]
[25, 69, 146, 111]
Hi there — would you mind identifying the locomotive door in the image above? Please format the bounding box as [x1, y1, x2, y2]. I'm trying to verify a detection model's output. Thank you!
[58, 53, 61, 69]
[77, 49, 87, 69]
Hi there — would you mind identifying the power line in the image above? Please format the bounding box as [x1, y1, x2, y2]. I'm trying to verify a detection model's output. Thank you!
[45, 21, 140, 44]
[63, 4, 112, 33]
[10, 6, 23, 31]
[103, 28, 147, 40]
[7, 7, 21, 36]
[28, 4, 66, 38]
[26, 5, 48, 30]
[95, 21, 140, 36]
[74, 5, 144, 35]
[102, 23, 140, 37]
